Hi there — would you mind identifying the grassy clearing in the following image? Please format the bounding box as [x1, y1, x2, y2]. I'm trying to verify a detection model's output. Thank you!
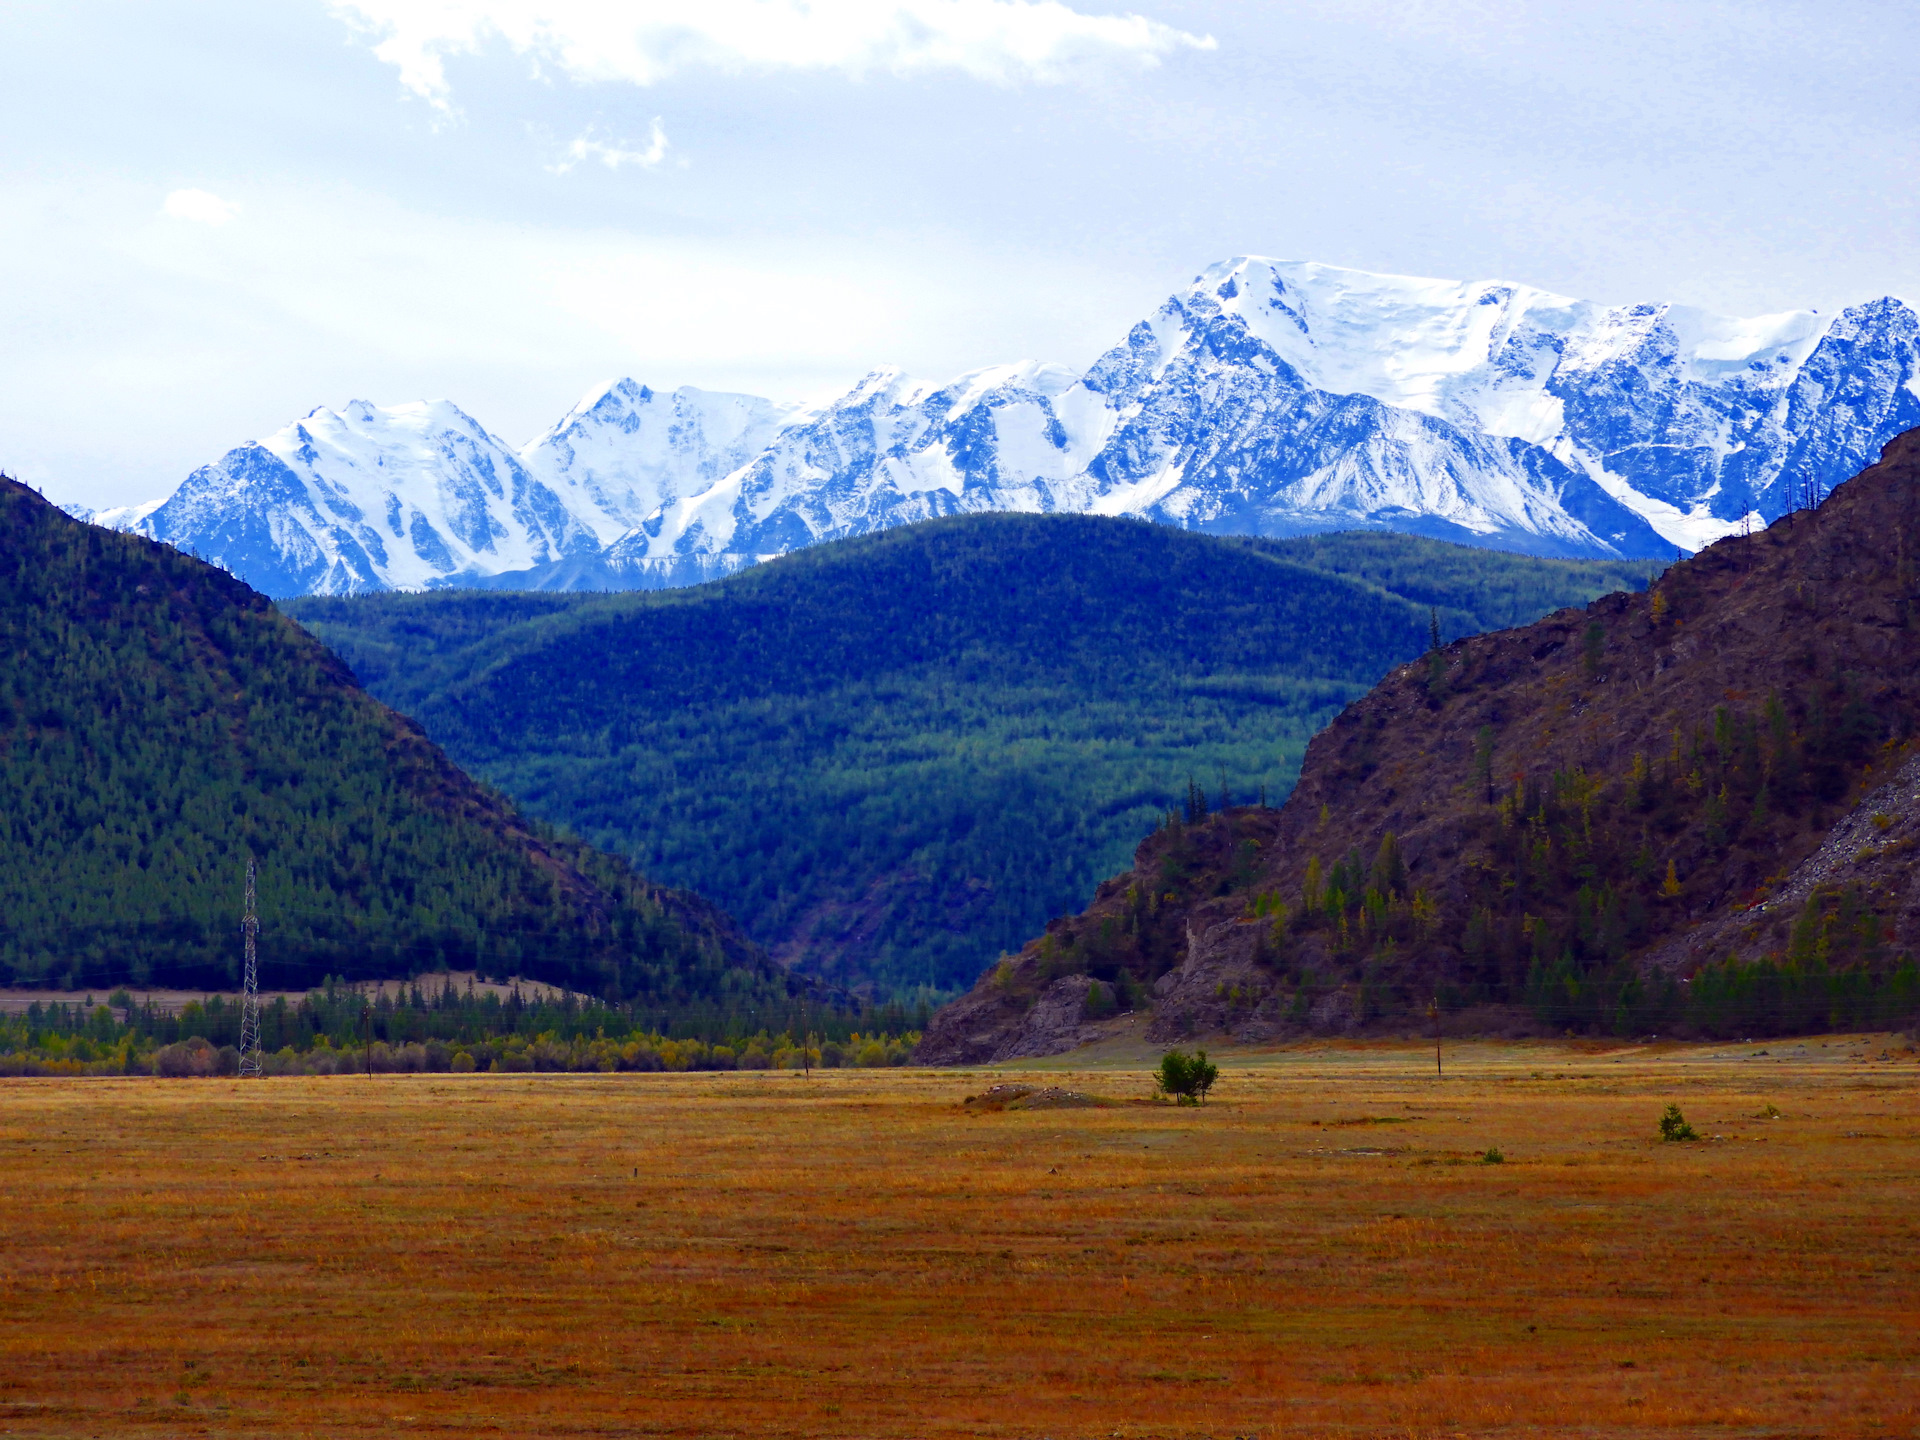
[2, 1037, 1916, 1437]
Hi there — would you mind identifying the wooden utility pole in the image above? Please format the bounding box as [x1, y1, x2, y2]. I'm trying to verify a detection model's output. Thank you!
[363, 1002, 373, 1078]
[1429, 996, 1442, 1078]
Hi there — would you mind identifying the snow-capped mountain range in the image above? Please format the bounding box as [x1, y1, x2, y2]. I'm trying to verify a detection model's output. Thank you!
[79, 258, 1920, 595]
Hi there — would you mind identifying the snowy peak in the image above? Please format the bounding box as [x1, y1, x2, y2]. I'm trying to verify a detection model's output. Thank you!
[1179, 256, 1827, 430]
[88, 258, 1920, 595]
[1138, 257, 1917, 551]
[63, 496, 165, 530]
[1057, 277, 1663, 558]
[1184, 257, 1595, 413]
[520, 378, 800, 543]
[132, 397, 595, 596]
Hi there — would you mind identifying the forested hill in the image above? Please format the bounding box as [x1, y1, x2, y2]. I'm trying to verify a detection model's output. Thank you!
[0, 475, 792, 1019]
[922, 432, 1920, 1062]
[290, 515, 1655, 998]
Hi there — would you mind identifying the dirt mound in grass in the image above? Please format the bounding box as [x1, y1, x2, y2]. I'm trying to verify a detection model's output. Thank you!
[961, 1084, 1115, 1112]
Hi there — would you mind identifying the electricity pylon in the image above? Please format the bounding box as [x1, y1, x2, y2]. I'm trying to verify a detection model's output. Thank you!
[239, 858, 262, 1078]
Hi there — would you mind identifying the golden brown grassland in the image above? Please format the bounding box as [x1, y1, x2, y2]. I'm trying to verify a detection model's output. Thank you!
[2, 1037, 1916, 1438]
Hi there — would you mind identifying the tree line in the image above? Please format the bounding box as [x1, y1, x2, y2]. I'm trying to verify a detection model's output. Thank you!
[0, 974, 930, 1077]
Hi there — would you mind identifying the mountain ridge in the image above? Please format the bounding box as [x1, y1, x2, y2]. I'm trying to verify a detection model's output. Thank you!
[78, 258, 1920, 595]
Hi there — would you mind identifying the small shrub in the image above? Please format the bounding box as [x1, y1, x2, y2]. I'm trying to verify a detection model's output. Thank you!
[1481, 1147, 1505, 1164]
[154, 1036, 217, 1078]
[1659, 1103, 1698, 1142]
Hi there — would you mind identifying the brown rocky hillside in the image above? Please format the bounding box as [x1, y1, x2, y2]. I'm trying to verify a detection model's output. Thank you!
[919, 431, 1920, 1063]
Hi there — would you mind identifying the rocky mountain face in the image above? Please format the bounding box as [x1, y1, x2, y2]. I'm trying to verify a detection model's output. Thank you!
[918, 429, 1920, 1063]
[87, 261, 1920, 596]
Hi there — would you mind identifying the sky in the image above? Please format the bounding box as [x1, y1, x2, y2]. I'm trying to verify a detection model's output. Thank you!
[3, 0, 1917, 510]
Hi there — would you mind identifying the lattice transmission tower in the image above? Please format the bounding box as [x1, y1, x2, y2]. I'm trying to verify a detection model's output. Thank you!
[239, 858, 263, 1078]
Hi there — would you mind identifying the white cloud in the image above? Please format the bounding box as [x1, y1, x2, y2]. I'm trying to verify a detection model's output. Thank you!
[161, 188, 241, 225]
[551, 118, 671, 172]
[331, 0, 1215, 109]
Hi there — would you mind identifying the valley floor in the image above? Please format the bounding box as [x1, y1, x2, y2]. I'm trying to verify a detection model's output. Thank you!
[1, 1038, 1916, 1437]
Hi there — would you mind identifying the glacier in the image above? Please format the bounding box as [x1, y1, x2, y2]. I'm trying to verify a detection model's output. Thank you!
[96, 258, 1920, 595]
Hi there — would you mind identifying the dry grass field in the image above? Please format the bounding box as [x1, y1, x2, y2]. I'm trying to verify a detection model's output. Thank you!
[2, 1037, 1916, 1439]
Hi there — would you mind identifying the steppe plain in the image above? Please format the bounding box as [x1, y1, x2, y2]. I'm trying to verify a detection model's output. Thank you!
[2, 1037, 1915, 1439]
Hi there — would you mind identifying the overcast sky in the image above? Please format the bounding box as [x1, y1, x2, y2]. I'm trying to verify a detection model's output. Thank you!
[5, 1, 1917, 509]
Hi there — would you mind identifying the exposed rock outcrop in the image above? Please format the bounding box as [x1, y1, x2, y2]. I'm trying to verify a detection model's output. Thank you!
[916, 973, 1119, 1065]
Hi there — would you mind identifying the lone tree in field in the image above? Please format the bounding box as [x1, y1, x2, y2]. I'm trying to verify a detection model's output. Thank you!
[1659, 1103, 1699, 1142]
[1156, 1048, 1219, 1105]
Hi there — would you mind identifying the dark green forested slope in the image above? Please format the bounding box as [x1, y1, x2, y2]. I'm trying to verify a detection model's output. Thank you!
[1249, 532, 1663, 634]
[291, 516, 1655, 998]
[0, 477, 794, 1020]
